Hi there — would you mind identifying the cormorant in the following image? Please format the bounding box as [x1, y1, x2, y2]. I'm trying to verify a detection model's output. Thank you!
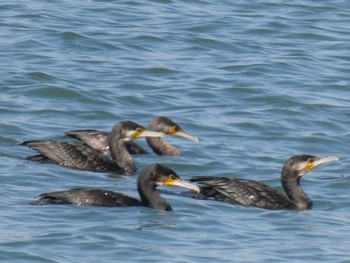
[189, 155, 339, 210]
[32, 163, 200, 211]
[21, 121, 164, 174]
[65, 116, 198, 156]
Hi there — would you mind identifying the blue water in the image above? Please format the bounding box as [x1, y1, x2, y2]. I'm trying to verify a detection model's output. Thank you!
[1, 0, 350, 262]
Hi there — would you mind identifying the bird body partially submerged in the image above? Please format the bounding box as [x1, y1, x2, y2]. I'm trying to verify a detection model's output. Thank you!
[190, 155, 339, 210]
[190, 176, 295, 210]
[32, 163, 200, 211]
[32, 188, 143, 207]
[21, 121, 164, 173]
[21, 140, 125, 173]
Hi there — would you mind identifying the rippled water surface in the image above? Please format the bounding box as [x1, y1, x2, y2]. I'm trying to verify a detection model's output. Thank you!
[1, 0, 350, 262]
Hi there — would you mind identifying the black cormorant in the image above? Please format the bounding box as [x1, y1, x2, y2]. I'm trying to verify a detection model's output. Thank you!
[189, 155, 339, 210]
[32, 163, 200, 211]
[21, 121, 164, 174]
[65, 116, 198, 156]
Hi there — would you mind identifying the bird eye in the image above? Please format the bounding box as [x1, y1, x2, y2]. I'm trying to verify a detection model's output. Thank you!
[307, 158, 316, 163]
[135, 127, 145, 134]
[168, 126, 179, 134]
[168, 174, 177, 181]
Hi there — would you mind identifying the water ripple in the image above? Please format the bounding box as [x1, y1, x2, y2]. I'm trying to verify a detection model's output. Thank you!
[1, 0, 349, 262]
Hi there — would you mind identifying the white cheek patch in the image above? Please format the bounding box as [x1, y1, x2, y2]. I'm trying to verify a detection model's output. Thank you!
[293, 161, 308, 175]
[125, 131, 135, 140]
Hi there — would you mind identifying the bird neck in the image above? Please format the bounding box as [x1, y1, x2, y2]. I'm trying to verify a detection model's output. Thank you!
[109, 139, 135, 173]
[137, 182, 172, 211]
[146, 137, 180, 156]
[281, 173, 313, 210]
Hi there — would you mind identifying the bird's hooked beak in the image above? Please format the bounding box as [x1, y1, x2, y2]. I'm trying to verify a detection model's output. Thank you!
[162, 174, 200, 193]
[305, 156, 339, 173]
[132, 128, 165, 139]
[168, 126, 199, 143]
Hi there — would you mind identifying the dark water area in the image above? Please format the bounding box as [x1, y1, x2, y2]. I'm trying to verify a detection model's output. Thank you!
[1, 0, 350, 262]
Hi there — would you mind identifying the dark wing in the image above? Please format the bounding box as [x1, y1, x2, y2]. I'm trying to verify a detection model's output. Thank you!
[32, 188, 144, 207]
[24, 154, 56, 164]
[65, 130, 110, 154]
[22, 140, 124, 173]
[190, 176, 293, 210]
